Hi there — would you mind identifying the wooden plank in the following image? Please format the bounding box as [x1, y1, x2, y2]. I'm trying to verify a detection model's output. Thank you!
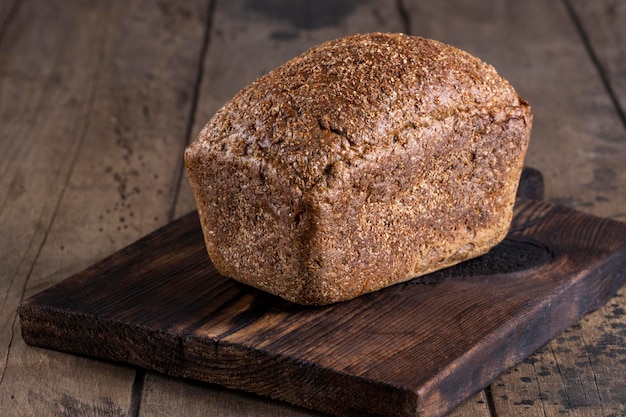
[139, 372, 328, 417]
[18, 189, 626, 417]
[400, 0, 626, 415]
[0, 0, 209, 414]
[141, 373, 490, 417]
[0, 0, 112, 380]
[140, 372, 489, 417]
[568, 0, 626, 122]
[447, 392, 491, 417]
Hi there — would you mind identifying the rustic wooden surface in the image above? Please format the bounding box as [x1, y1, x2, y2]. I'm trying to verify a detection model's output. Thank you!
[21, 171, 623, 417]
[1, 0, 625, 416]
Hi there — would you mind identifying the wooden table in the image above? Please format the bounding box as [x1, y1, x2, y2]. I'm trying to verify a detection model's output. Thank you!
[1, 1, 625, 416]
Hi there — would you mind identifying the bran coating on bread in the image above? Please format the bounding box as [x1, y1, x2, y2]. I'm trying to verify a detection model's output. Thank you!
[185, 32, 532, 305]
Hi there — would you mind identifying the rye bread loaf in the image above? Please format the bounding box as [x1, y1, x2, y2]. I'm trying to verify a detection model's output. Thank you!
[185, 33, 532, 305]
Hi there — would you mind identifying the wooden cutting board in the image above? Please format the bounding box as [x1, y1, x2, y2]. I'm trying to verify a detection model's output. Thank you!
[18, 169, 626, 417]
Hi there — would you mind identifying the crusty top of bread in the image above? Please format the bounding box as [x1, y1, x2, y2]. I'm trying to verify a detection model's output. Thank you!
[186, 32, 532, 304]
[194, 32, 523, 192]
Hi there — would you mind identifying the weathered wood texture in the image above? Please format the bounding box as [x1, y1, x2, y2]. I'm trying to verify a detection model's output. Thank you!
[0, 0, 209, 414]
[19, 177, 626, 417]
[2, 0, 626, 416]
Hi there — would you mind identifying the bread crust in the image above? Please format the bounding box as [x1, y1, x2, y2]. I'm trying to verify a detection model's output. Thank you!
[185, 33, 532, 305]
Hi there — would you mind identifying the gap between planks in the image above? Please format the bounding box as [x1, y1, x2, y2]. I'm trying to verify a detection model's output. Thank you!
[562, 0, 626, 130]
[166, 0, 217, 224]
[0, 0, 21, 47]
[395, 0, 411, 37]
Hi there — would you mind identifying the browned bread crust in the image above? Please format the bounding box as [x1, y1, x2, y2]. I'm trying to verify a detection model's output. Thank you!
[185, 33, 532, 305]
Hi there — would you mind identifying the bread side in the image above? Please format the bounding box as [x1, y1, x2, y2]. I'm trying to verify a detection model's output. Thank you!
[185, 33, 532, 305]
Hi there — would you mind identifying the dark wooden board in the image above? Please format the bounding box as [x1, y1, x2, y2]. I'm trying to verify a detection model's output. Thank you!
[18, 169, 626, 417]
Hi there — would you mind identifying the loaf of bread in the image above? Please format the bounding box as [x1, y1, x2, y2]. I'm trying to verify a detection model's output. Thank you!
[185, 33, 532, 305]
